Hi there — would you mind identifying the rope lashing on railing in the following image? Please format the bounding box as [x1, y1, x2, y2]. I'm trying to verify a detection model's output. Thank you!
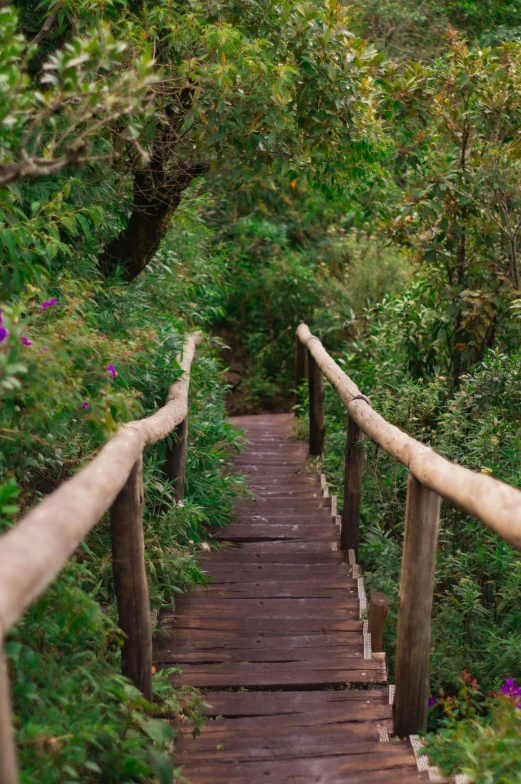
[296, 323, 521, 552]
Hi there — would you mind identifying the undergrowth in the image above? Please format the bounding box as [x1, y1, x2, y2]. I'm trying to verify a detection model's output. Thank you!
[0, 196, 244, 783]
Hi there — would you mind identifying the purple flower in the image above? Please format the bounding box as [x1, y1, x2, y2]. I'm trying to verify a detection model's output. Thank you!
[20, 335, 32, 346]
[107, 364, 117, 379]
[0, 326, 9, 343]
[41, 298, 57, 310]
[41, 346, 48, 353]
[501, 679, 521, 698]
[428, 697, 437, 708]
[83, 401, 89, 410]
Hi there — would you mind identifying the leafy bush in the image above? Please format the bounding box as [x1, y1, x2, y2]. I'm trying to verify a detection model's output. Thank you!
[0, 196, 244, 782]
[425, 674, 521, 783]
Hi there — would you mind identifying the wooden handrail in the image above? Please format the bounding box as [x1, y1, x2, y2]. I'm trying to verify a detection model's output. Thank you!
[297, 323, 521, 551]
[0, 332, 201, 783]
[296, 322, 521, 739]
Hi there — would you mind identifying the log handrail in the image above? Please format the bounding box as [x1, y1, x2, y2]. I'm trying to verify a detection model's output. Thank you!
[296, 322, 521, 738]
[0, 331, 201, 783]
[297, 323, 521, 550]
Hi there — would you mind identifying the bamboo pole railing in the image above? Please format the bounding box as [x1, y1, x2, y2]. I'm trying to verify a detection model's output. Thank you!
[0, 332, 201, 784]
[296, 322, 521, 738]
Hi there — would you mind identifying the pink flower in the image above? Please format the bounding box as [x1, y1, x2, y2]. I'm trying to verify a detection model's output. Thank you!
[0, 327, 9, 343]
[42, 298, 57, 310]
[20, 335, 32, 346]
[107, 364, 117, 379]
[41, 346, 48, 353]
[83, 401, 89, 410]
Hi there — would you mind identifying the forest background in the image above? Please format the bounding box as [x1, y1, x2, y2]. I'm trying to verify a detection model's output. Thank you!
[2, 0, 521, 781]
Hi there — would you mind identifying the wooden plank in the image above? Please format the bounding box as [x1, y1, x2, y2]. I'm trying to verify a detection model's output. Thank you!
[174, 746, 422, 784]
[200, 562, 351, 576]
[158, 631, 365, 650]
[157, 646, 369, 664]
[177, 581, 356, 598]
[158, 633, 364, 651]
[156, 645, 366, 664]
[170, 665, 386, 688]
[172, 597, 360, 613]
[161, 616, 364, 632]
[210, 525, 333, 540]
[199, 552, 345, 564]
[235, 498, 330, 508]
[196, 705, 391, 731]
[242, 493, 323, 501]
[176, 735, 395, 763]
[197, 689, 391, 716]
[233, 512, 334, 522]
[202, 540, 342, 554]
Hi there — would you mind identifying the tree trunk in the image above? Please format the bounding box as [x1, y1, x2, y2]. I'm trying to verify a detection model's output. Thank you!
[100, 153, 205, 282]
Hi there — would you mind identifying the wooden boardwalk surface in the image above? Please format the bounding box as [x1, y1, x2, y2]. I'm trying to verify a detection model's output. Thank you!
[155, 414, 429, 783]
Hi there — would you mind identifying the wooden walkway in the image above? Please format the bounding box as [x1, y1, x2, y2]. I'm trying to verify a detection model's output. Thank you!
[155, 414, 429, 783]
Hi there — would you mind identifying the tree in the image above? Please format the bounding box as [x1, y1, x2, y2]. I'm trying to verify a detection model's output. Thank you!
[9, 0, 378, 281]
[376, 34, 521, 385]
[0, 5, 154, 188]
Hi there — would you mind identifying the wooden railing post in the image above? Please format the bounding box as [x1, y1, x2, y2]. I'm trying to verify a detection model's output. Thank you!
[368, 592, 389, 653]
[164, 417, 188, 502]
[0, 644, 18, 784]
[110, 456, 153, 702]
[393, 473, 441, 737]
[308, 349, 325, 456]
[340, 417, 364, 555]
[295, 334, 307, 390]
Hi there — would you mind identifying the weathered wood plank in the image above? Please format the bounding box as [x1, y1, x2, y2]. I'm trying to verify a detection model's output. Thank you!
[170, 665, 386, 688]
[198, 689, 391, 716]
[173, 746, 423, 784]
[156, 644, 366, 664]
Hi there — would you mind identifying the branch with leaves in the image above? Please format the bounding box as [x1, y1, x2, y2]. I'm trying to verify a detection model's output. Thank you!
[0, 6, 155, 189]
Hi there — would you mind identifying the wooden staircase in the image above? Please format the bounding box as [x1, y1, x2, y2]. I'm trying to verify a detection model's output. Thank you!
[155, 414, 433, 783]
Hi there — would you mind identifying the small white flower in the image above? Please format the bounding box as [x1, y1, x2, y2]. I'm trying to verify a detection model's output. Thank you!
[200, 543, 211, 552]
[177, 501, 185, 509]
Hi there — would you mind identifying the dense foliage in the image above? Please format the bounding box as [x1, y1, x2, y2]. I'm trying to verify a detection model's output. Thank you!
[2, 0, 521, 781]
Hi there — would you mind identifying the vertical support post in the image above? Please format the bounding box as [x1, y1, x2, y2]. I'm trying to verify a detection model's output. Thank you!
[164, 417, 188, 502]
[340, 417, 364, 555]
[110, 456, 153, 702]
[295, 335, 307, 390]
[368, 592, 389, 653]
[393, 473, 440, 738]
[307, 349, 324, 456]
[0, 644, 18, 784]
